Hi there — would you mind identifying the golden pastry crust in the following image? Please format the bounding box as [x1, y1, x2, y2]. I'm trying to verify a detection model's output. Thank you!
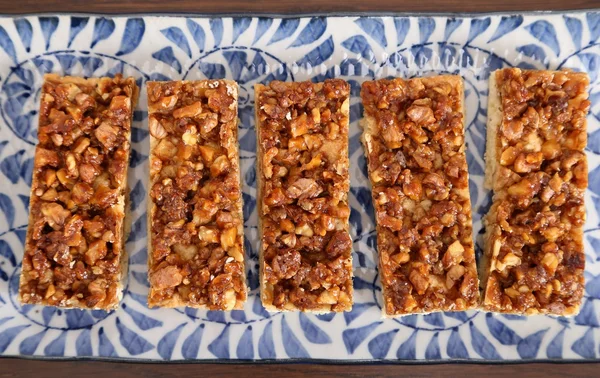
[482, 68, 589, 316]
[361, 75, 479, 317]
[255, 80, 353, 313]
[19, 74, 138, 310]
[147, 80, 246, 310]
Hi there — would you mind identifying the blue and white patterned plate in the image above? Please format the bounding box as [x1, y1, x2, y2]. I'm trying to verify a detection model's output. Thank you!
[0, 12, 599, 362]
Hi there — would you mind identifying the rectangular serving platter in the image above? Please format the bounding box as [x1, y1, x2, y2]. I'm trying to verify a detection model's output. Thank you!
[0, 11, 599, 362]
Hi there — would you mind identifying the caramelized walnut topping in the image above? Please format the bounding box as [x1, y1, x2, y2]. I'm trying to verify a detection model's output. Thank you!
[147, 80, 246, 310]
[256, 80, 353, 312]
[483, 68, 589, 316]
[20, 74, 138, 310]
[361, 76, 479, 316]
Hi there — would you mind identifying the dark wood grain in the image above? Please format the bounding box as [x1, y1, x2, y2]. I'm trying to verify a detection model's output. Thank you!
[0, 359, 599, 378]
[0, 0, 597, 14]
[0, 0, 599, 377]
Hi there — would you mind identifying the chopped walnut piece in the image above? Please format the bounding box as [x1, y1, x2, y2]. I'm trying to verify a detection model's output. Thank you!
[147, 80, 246, 310]
[483, 68, 589, 316]
[20, 74, 138, 310]
[256, 80, 353, 313]
[361, 76, 479, 316]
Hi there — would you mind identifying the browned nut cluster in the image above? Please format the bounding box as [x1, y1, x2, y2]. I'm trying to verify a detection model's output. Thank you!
[20, 74, 138, 310]
[361, 76, 479, 316]
[147, 80, 246, 310]
[483, 68, 589, 315]
[256, 79, 353, 312]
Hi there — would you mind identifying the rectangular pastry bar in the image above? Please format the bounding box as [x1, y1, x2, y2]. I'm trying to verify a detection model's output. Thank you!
[147, 80, 247, 310]
[19, 74, 138, 309]
[361, 76, 479, 316]
[482, 68, 589, 315]
[255, 80, 353, 312]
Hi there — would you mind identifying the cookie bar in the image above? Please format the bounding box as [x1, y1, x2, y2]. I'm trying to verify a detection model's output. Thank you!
[147, 80, 247, 310]
[361, 76, 479, 317]
[255, 80, 353, 312]
[19, 74, 138, 310]
[482, 68, 589, 315]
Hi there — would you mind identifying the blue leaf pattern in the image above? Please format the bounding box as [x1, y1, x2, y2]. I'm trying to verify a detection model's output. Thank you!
[470, 322, 501, 360]
[486, 313, 522, 345]
[0, 26, 17, 64]
[236, 326, 254, 359]
[394, 18, 410, 46]
[258, 321, 276, 359]
[152, 47, 182, 74]
[587, 13, 600, 42]
[123, 303, 162, 330]
[233, 18, 252, 44]
[290, 17, 326, 48]
[117, 18, 145, 56]
[574, 300, 600, 327]
[19, 330, 44, 355]
[44, 331, 67, 356]
[564, 16, 583, 49]
[525, 20, 560, 56]
[208, 325, 230, 358]
[571, 329, 596, 359]
[447, 328, 469, 359]
[546, 328, 565, 358]
[488, 15, 523, 43]
[68, 17, 89, 47]
[76, 329, 93, 356]
[182, 325, 204, 359]
[281, 316, 310, 358]
[253, 18, 273, 45]
[516, 44, 547, 63]
[269, 19, 300, 45]
[0, 240, 16, 266]
[578, 53, 599, 83]
[355, 18, 387, 48]
[444, 18, 463, 40]
[341, 35, 374, 62]
[0, 194, 15, 227]
[425, 333, 441, 360]
[423, 312, 445, 328]
[397, 331, 417, 359]
[186, 19, 206, 52]
[299, 313, 332, 344]
[14, 19, 32, 52]
[210, 19, 224, 47]
[517, 329, 548, 359]
[116, 319, 154, 355]
[158, 323, 186, 360]
[98, 327, 117, 357]
[468, 18, 491, 44]
[368, 329, 398, 359]
[342, 322, 381, 354]
[296, 36, 334, 67]
[161, 27, 192, 58]
[91, 17, 115, 48]
[418, 18, 435, 44]
[39, 17, 59, 50]
[127, 212, 147, 243]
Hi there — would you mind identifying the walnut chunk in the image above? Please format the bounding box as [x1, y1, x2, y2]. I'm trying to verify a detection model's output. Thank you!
[150, 266, 183, 290]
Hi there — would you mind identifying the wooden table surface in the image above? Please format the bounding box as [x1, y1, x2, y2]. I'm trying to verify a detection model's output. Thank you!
[0, 0, 599, 377]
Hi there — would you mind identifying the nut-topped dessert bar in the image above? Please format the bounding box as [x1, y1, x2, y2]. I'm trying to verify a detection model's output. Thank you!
[147, 80, 247, 310]
[20, 74, 138, 309]
[361, 76, 479, 316]
[255, 80, 353, 312]
[482, 68, 589, 315]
